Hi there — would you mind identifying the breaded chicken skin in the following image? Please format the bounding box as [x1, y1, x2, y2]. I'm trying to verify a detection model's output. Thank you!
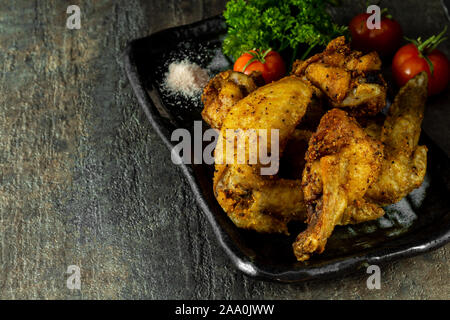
[294, 109, 384, 261]
[366, 72, 428, 205]
[292, 36, 387, 117]
[214, 76, 314, 234]
[201, 70, 264, 129]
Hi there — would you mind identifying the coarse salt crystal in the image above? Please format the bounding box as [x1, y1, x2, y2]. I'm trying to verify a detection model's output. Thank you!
[164, 60, 210, 98]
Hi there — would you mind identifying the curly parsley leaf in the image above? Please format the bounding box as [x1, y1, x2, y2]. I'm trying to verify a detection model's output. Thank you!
[222, 0, 347, 60]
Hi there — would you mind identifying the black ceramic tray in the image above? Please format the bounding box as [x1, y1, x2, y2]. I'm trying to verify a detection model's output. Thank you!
[124, 15, 450, 282]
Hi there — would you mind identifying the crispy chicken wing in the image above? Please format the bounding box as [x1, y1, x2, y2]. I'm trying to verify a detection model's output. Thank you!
[292, 36, 387, 117]
[366, 72, 428, 205]
[293, 108, 384, 261]
[213, 76, 314, 234]
[201, 70, 264, 129]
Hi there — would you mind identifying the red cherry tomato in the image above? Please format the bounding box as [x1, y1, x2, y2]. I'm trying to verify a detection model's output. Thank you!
[392, 44, 449, 96]
[234, 50, 286, 84]
[349, 13, 403, 56]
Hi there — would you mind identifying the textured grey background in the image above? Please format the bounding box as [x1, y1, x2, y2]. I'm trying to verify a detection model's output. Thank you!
[0, 0, 448, 299]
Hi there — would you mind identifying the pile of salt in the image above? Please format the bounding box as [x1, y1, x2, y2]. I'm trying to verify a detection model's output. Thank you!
[164, 60, 210, 98]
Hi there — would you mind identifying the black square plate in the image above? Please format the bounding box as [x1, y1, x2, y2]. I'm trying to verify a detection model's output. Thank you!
[124, 15, 450, 282]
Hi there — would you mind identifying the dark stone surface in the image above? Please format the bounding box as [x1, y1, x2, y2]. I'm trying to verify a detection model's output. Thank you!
[0, 0, 448, 299]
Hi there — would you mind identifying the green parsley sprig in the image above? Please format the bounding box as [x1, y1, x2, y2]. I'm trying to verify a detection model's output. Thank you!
[222, 0, 347, 61]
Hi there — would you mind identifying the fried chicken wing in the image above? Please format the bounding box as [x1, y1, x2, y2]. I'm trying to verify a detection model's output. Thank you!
[366, 72, 428, 205]
[201, 70, 264, 129]
[292, 36, 387, 117]
[305, 62, 351, 102]
[215, 165, 306, 233]
[213, 76, 314, 234]
[293, 109, 384, 261]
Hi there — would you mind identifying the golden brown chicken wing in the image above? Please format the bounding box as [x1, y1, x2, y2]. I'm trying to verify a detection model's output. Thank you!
[292, 36, 387, 117]
[293, 108, 384, 261]
[201, 70, 264, 129]
[366, 72, 428, 205]
[214, 76, 314, 234]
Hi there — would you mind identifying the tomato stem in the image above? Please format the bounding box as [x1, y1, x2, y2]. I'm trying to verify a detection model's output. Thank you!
[405, 26, 447, 75]
[405, 26, 448, 55]
[242, 48, 272, 73]
[242, 56, 257, 73]
[424, 55, 435, 75]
